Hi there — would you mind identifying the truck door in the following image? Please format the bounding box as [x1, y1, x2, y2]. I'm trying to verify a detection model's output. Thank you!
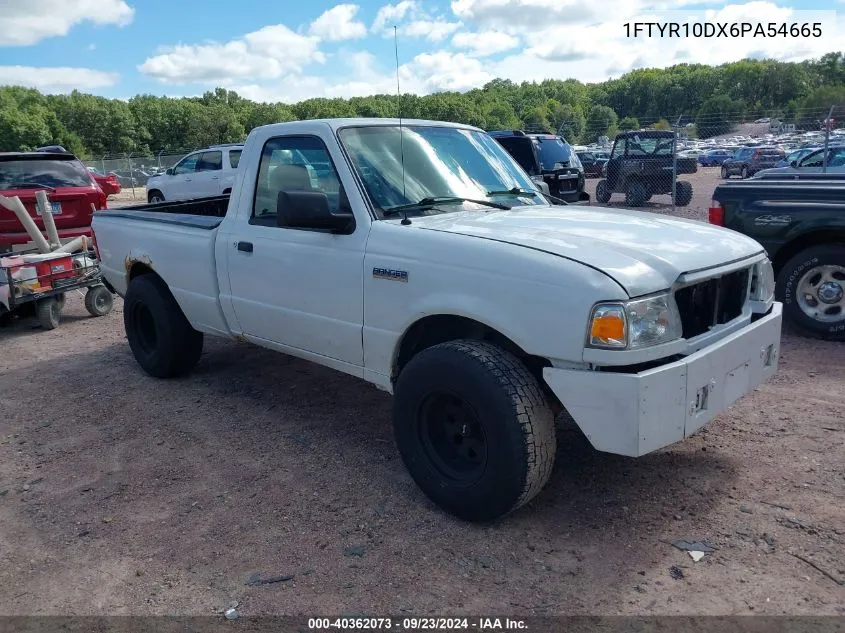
[605, 137, 626, 188]
[168, 151, 201, 201]
[225, 134, 365, 367]
[191, 150, 224, 197]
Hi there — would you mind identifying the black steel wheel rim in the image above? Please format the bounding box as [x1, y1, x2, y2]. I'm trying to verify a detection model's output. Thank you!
[418, 391, 488, 483]
[131, 302, 158, 355]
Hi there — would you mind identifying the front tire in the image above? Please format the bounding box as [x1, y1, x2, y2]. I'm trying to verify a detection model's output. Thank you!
[741, 166, 749, 179]
[721, 165, 729, 179]
[147, 190, 165, 204]
[625, 180, 648, 207]
[674, 181, 693, 206]
[776, 244, 845, 341]
[392, 340, 556, 522]
[123, 274, 204, 377]
[595, 179, 611, 203]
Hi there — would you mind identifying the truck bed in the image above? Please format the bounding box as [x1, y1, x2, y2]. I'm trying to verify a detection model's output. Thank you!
[114, 194, 230, 221]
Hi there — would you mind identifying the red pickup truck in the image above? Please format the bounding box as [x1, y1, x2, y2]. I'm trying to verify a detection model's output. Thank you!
[0, 151, 108, 252]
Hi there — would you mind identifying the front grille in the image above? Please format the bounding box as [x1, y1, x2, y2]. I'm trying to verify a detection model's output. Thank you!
[674, 268, 750, 338]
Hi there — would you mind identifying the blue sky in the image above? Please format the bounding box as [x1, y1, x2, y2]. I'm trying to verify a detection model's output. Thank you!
[0, 0, 840, 103]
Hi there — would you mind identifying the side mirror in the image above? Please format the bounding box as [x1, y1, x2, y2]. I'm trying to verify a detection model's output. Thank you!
[277, 190, 353, 232]
[165, 168, 174, 175]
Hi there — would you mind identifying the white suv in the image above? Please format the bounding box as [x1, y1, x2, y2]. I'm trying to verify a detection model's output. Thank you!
[146, 144, 243, 203]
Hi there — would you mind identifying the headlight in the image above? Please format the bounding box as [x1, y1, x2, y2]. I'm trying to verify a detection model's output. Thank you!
[588, 293, 683, 349]
[750, 258, 775, 303]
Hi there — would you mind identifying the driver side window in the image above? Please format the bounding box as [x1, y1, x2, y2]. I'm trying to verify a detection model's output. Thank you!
[799, 150, 824, 168]
[173, 153, 199, 175]
[251, 135, 345, 227]
[611, 139, 626, 159]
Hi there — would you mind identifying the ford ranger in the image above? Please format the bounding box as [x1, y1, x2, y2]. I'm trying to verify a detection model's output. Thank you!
[91, 118, 783, 522]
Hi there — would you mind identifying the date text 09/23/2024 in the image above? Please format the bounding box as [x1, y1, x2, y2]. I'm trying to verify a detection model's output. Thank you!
[308, 617, 528, 630]
[624, 22, 822, 37]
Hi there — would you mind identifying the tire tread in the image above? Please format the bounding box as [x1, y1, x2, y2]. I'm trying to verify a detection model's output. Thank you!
[423, 340, 556, 514]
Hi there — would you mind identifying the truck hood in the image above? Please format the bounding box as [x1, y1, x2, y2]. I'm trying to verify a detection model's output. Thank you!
[405, 205, 765, 296]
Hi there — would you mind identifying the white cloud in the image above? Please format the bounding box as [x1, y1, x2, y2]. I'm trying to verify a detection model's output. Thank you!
[139, 24, 324, 83]
[0, 0, 134, 46]
[400, 19, 462, 41]
[491, 3, 842, 83]
[372, 0, 417, 32]
[406, 52, 494, 92]
[0, 65, 119, 91]
[227, 50, 492, 103]
[450, 0, 624, 30]
[309, 4, 367, 41]
[451, 30, 519, 56]
[373, 0, 461, 40]
[133, 0, 842, 107]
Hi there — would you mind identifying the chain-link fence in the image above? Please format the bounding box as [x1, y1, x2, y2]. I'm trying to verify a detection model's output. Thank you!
[561, 105, 842, 213]
[87, 150, 199, 200]
[89, 104, 842, 210]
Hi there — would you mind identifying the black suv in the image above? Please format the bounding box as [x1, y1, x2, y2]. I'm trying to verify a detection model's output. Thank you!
[489, 130, 588, 203]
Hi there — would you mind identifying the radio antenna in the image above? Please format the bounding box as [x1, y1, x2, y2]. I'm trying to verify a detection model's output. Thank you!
[394, 25, 409, 224]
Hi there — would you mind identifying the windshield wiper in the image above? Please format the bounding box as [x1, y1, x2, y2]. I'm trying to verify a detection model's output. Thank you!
[382, 196, 511, 217]
[486, 187, 538, 198]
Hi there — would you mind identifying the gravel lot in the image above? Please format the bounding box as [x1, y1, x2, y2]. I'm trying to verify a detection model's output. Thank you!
[2, 166, 844, 617]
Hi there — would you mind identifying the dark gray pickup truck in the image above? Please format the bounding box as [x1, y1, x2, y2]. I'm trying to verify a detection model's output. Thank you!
[710, 179, 845, 340]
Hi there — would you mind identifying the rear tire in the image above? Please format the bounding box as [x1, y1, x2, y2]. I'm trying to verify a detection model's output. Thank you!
[741, 166, 749, 179]
[123, 274, 204, 377]
[776, 244, 845, 341]
[37, 297, 61, 330]
[674, 181, 693, 206]
[625, 180, 648, 207]
[595, 179, 611, 203]
[392, 340, 556, 522]
[84, 285, 113, 317]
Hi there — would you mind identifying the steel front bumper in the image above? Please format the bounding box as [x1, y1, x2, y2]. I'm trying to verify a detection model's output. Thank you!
[543, 302, 783, 457]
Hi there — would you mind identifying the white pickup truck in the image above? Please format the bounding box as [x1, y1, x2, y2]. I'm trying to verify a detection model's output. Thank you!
[91, 118, 783, 522]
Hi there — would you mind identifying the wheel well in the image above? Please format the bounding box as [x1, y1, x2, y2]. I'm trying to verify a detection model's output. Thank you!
[147, 189, 163, 198]
[772, 231, 845, 274]
[393, 315, 559, 407]
[222, 188, 231, 195]
[128, 262, 159, 281]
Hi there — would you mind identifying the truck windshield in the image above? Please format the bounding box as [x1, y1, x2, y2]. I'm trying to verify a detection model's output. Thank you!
[337, 125, 545, 216]
[533, 138, 572, 170]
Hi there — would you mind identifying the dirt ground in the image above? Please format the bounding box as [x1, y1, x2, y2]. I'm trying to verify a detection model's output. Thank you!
[2, 167, 844, 618]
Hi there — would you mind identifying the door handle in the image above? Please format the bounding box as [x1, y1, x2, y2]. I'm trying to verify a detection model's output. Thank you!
[237, 241, 253, 253]
[211, 176, 220, 180]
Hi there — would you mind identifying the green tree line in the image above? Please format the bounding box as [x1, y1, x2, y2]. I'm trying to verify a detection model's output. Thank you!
[1, 52, 843, 158]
